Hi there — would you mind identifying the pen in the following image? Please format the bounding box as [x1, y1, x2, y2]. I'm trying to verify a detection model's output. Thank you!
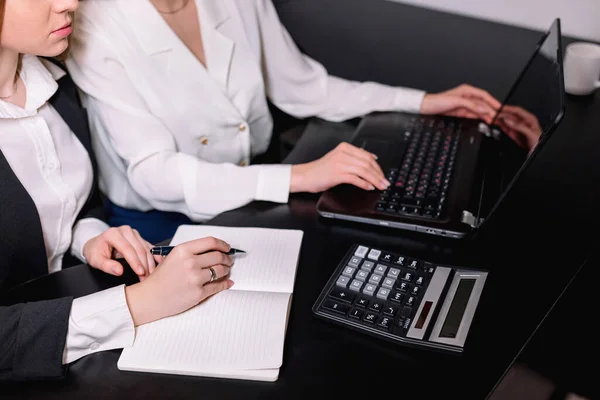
[150, 246, 246, 256]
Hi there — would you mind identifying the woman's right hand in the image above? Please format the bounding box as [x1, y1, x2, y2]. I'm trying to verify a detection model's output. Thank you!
[124, 237, 235, 326]
[290, 142, 391, 193]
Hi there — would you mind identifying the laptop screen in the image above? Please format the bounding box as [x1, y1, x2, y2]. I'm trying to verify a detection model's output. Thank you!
[491, 19, 565, 153]
[478, 19, 565, 225]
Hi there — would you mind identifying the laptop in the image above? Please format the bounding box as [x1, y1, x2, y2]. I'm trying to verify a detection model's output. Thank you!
[316, 19, 566, 239]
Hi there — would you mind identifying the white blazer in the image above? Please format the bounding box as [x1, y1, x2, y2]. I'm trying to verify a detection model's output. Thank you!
[66, 0, 426, 221]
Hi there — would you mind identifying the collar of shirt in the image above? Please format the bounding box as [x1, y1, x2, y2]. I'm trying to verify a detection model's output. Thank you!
[0, 55, 66, 119]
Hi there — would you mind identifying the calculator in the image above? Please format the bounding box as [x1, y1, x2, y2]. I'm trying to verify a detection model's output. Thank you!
[312, 244, 488, 352]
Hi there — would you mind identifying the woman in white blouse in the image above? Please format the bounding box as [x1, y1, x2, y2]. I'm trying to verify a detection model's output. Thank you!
[66, 0, 501, 243]
[0, 0, 235, 381]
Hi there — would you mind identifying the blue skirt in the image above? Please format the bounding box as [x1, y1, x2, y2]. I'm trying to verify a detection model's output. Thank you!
[104, 200, 194, 245]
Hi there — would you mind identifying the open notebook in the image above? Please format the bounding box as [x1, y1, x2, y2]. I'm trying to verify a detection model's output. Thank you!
[117, 225, 304, 382]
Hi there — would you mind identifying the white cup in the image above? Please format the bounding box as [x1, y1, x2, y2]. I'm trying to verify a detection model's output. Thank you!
[563, 42, 600, 95]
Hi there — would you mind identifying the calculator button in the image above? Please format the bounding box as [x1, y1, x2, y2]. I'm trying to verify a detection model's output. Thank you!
[377, 315, 393, 330]
[355, 297, 369, 308]
[382, 277, 395, 289]
[426, 266, 435, 275]
[342, 266, 356, 278]
[355, 246, 369, 258]
[374, 264, 388, 275]
[401, 272, 413, 282]
[355, 270, 369, 281]
[415, 276, 424, 286]
[369, 300, 384, 312]
[387, 267, 401, 279]
[393, 255, 407, 266]
[368, 274, 382, 285]
[406, 296, 416, 307]
[349, 308, 364, 319]
[407, 259, 421, 270]
[401, 317, 412, 330]
[322, 299, 350, 314]
[397, 282, 409, 292]
[380, 252, 394, 263]
[363, 284, 377, 296]
[336, 276, 350, 288]
[329, 288, 356, 303]
[376, 315, 392, 330]
[349, 279, 364, 292]
[363, 312, 377, 324]
[360, 261, 375, 272]
[390, 291, 404, 303]
[410, 286, 420, 296]
[376, 287, 390, 300]
[367, 249, 381, 261]
[348, 256, 362, 267]
[383, 305, 398, 317]
[401, 306, 412, 318]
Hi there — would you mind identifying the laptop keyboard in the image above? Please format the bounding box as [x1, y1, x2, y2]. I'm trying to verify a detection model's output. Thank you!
[376, 117, 461, 219]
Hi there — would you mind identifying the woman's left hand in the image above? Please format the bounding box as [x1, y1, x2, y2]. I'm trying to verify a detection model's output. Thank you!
[420, 84, 501, 124]
[83, 226, 160, 281]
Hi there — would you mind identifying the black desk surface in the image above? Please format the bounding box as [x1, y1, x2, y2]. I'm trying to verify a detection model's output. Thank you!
[3, 1, 600, 399]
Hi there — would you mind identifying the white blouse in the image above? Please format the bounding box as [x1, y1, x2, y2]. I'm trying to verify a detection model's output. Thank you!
[0, 56, 134, 365]
[66, 0, 426, 221]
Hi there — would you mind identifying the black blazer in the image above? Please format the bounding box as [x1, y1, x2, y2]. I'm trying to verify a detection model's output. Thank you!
[0, 59, 105, 381]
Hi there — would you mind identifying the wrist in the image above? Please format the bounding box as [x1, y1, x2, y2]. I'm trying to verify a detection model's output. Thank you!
[125, 282, 157, 327]
[419, 93, 430, 113]
[290, 164, 308, 193]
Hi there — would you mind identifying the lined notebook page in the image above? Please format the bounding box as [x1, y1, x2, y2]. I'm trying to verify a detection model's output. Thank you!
[118, 290, 291, 370]
[170, 225, 303, 293]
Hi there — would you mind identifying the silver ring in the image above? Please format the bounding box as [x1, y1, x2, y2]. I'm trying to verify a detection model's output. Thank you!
[208, 267, 217, 282]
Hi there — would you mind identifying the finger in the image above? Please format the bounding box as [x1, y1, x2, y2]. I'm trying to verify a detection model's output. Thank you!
[135, 232, 157, 275]
[98, 259, 124, 276]
[180, 236, 231, 256]
[454, 99, 494, 123]
[119, 228, 150, 276]
[459, 85, 502, 109]
[197, 250, 234, 269]
[451, 108, 479, 119]
[504, 118, 539, 139]
[338, 173, 376, 191]
[340, 150, 386, 178]
[338, 142, 378, 161]
[202, 264, 232, 284]
[342, 157, 390, 190]
[153, 255, 164, 264]
[201, 279, 235, 300]
[105, 230, 146, 276]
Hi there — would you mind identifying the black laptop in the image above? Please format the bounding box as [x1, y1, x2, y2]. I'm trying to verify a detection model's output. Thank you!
[316, 19, 566, 239]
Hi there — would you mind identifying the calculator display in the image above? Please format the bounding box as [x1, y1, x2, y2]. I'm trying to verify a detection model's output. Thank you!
[415, 301, 433, 329]
[439, 279, 476, 338]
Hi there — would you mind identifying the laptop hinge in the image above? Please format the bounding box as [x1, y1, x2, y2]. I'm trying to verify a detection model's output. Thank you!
[461, 210, 484, 228]
[478, 122, 501, 140]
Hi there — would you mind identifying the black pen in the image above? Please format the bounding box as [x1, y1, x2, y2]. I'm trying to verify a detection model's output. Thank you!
[150, 246, 246, 256]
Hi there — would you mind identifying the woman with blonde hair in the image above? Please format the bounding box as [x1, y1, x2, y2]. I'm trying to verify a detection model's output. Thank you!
[0, 0, 234, 381]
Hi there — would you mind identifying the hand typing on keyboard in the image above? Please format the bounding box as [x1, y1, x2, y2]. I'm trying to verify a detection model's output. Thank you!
[420, 84, 501, 124]
[290, 142, 391, 193]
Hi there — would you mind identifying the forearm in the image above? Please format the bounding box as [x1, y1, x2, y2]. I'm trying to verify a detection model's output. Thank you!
[127, 151, 292, 221]
[0, 298, 72, 381]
